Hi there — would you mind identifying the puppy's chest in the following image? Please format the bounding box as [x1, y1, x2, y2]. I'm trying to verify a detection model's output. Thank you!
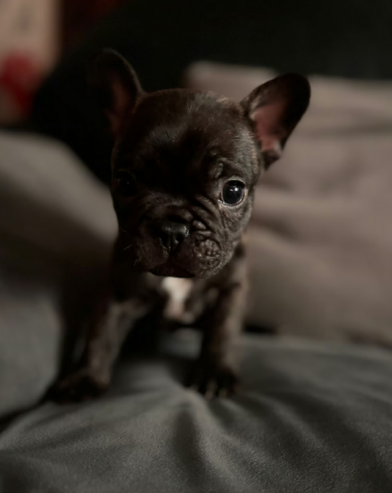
[161, 277, 213, 324]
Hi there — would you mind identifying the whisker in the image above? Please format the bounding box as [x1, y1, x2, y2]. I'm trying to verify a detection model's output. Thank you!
[123, 244, 133, 252]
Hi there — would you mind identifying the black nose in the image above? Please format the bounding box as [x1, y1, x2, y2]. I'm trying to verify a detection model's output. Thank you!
[157, 221, 189, 251]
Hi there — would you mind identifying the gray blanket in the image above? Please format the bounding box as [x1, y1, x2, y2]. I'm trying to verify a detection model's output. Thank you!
[1, 334, 392, 493]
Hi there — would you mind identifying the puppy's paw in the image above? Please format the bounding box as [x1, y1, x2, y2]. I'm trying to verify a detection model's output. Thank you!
[51, 368, 109, 404]
[189, 362, 239, 399]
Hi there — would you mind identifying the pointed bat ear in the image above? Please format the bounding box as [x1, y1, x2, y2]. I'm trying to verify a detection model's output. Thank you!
[86, 49, 144, 138]
[241, 74, 310, 168]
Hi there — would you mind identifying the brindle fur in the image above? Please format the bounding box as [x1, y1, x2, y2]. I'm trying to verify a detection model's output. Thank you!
[55, 50, 310, 401]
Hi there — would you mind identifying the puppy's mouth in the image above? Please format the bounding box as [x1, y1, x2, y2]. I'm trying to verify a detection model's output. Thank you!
[127, 230, 224, 279]
[149, 263, 195, 278]
[147, 243, 203, 278]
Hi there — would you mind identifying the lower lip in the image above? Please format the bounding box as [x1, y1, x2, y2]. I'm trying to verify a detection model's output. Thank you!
[149, 265, 194, 278]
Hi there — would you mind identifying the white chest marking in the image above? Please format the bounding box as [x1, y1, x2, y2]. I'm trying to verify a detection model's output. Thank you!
[162, 277, 194, 322]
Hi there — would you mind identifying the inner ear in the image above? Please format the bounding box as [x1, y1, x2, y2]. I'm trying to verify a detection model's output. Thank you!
[241, 74, 310, 168]
[86, 49, 144, 138]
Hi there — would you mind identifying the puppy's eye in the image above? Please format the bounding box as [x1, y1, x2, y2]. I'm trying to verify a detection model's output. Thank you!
[221, 180, 246, 206]
[116, 171, 137, 196]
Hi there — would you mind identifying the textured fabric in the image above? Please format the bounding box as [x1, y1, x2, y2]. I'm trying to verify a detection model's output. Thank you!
[0, 334, 392, 493]
[0, 131, 116, 418]
[0, 270, 60, 420]
[0, 131, 115, 263]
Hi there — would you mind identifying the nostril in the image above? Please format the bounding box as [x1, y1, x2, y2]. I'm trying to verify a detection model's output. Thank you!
[158, 221, 189, 251]
[174, 224, 189, 240]
[159, 230, 171, 248]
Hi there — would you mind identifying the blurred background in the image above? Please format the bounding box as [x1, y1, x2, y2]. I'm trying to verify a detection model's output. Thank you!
[2, 0, 392, 414]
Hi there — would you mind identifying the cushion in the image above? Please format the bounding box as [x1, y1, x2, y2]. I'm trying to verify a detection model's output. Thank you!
[0, 131, 116, 418]
[0, 334, 392, 492]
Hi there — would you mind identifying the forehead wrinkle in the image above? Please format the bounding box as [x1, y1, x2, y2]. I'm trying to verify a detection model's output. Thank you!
[187, 120, 248, 180]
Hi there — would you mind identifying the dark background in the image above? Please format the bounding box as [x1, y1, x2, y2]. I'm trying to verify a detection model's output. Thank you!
[32, 0, 392, 184]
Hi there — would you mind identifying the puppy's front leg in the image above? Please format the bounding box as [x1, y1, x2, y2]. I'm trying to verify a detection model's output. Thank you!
[55, 292, 145, 402]
[192, 254, 247, 398]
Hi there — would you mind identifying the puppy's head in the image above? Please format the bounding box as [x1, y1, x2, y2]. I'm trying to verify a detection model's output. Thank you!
[88, 50, 310, 278]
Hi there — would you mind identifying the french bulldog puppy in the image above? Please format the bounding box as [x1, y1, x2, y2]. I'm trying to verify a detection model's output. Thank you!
[56, 49, 310, 400]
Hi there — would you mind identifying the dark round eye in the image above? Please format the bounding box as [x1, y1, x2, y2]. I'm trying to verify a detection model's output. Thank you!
[117, 171, 137, 196]
[221, 180, 246, 206]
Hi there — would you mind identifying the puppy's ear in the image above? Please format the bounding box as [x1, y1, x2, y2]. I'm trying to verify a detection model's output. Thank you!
[241, 74, 310, 168]
[86, 49, 144, 138]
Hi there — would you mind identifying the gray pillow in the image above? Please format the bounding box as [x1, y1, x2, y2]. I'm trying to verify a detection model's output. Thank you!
[0, 131, 116, 418]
